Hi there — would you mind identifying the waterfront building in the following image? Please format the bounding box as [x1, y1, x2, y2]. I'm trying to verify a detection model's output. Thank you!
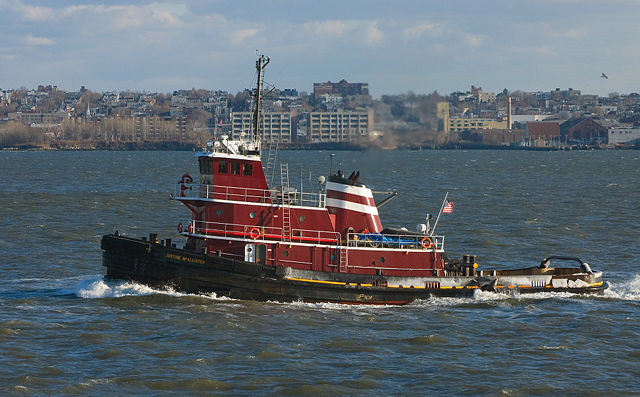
[436, 102, 450, 133]
[608, 127, 640, 146]
[306, 109, 373, 143]
[437, 101, 509, 134]
[447, 117, 508, 133]
[560, 118, 608, 145]
[231, 111, 292, 144]
[525, 122, 561, 146]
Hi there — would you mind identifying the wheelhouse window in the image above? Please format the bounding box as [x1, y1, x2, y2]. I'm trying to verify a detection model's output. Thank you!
[218, 161, 228, 174]
[243, 163, 253, 176]
[199, 158, 213, 175]
[231, 162, 241, 175]
[199, 158, 213, 185]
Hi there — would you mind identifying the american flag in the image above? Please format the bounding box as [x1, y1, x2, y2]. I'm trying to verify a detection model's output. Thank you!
[443, 201, 454, 214]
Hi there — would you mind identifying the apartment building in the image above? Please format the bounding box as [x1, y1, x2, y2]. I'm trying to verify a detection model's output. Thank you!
[313, 80, 369, 99]
[231, 112, 292, 144]
[8, 111, 69, 125]
[306, 109, 373, 143]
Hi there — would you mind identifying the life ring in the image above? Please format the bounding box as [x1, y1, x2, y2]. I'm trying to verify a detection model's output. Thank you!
[177, 222, 183, 233]
[249, 227, 261, 240]
[188, 223, 193, 233]
[421, 237, 434, 249]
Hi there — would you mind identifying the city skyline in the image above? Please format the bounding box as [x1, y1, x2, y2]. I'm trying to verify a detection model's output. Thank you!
[1, 0, 638, 97]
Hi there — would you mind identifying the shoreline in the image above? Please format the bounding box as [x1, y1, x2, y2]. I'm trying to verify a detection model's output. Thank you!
[2, 142, 637, 152]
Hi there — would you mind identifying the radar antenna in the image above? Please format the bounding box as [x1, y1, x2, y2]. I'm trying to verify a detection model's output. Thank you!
[253, 55, 270, 144]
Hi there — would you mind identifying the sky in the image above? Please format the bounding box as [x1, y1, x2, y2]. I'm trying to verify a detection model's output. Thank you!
[1, 0, 639, 97]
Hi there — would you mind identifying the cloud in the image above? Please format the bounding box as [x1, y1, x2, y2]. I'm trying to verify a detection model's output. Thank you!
[11, 2, 89, 21]
[24, 34, 55, 46]
[231, 28, 260, 44]
[14, 3, 55, 21]
[403, 22, 441, 40]
[304, 20, 349, 36]
[303, 19, 383, 46]
[536, 45, 553, 55]
[97, 5, 146, 29]
[196, 13, 228, 25]
[0, 54, 17, 61]
[10, 2, 183, 29]
[151, 10, 181, 26]
[148, 2, 187, 26]
[556, 28, 586, 39]
[89, 5, 184, 30]
[464, 34, 485, 47]
[363, 21, 383, 45]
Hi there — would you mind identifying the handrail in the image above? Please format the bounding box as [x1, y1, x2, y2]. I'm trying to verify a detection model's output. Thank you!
[175, 183, 326, 208]
[539, 255, 593, 273]
[346, 232, 445, 251]
[180, 219, 340, 245]
[180, 220, 443, 250]
[540, 255, 584, 268]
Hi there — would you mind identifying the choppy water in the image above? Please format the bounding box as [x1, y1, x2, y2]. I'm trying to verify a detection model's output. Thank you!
[1, 149, 639, 395]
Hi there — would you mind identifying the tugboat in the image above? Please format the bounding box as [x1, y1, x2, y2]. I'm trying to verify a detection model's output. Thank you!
[101, 56, 607, 304]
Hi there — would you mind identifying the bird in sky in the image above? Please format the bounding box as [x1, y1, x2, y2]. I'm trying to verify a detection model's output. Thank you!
[601, 73, 608, 79]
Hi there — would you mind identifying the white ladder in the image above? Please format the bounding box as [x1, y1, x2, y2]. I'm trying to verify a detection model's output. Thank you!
[263, 141, 278, 187]
[280, 163, 291, 241]
[339, 247, 348, 272]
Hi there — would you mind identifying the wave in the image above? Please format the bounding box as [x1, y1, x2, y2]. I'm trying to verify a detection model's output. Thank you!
[264, 288, 588, 310]
[73, 273, 640, 306]
[74, 277, 234, 301]
[75, 278, 160, 298]
[602, 274, 640, 301]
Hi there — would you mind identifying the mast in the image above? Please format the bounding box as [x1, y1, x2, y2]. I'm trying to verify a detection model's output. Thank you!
[253, 55, 270, 144]
[430, 192, 449, 237]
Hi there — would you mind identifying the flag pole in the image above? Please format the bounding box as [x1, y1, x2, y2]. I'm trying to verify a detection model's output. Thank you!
[430, 192, 449, 237]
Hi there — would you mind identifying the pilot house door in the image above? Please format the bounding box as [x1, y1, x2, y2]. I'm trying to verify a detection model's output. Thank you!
[256, 244, 267, 264]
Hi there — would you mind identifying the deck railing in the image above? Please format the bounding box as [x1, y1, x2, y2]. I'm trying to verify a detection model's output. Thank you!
[175, 183, 326, 208]
[179, 220, 442, 251]
[180, 220, 340, 244]
[346, 232, 445, 251]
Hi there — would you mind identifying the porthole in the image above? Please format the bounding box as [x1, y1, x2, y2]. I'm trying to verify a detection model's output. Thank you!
[282, 251, 289, 257]
[379, 257, 386, 263]
[216, 209, 223, 216]
[250, 212, 256, 219]
[299, 215, 305, 222]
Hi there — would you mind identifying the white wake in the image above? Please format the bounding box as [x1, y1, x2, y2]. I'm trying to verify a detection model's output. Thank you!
[603, 274, 640, 301]
[74, 277, 234, 301]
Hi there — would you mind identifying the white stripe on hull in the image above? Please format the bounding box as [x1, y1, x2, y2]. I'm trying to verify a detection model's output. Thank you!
[326, 181, 374, 198]
[326, 197, 379, 216]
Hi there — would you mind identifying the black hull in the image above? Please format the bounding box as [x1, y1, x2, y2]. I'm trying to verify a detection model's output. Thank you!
[101, 234, 606, 305]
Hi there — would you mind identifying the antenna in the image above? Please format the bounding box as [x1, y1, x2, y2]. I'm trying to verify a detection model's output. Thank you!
[253, 55, 270, 144]
[329, 153, 335, 176]
[430, 192, 449, 236]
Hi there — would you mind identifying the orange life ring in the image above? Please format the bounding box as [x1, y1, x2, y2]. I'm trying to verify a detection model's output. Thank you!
[249, 227, 261, 239]
[177, 222, 183, 233]
[188, 223, 193, 233]
[421, 237, 434, 249]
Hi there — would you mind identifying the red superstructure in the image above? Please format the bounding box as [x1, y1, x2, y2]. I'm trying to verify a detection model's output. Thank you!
[175, 137, 446, 279]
